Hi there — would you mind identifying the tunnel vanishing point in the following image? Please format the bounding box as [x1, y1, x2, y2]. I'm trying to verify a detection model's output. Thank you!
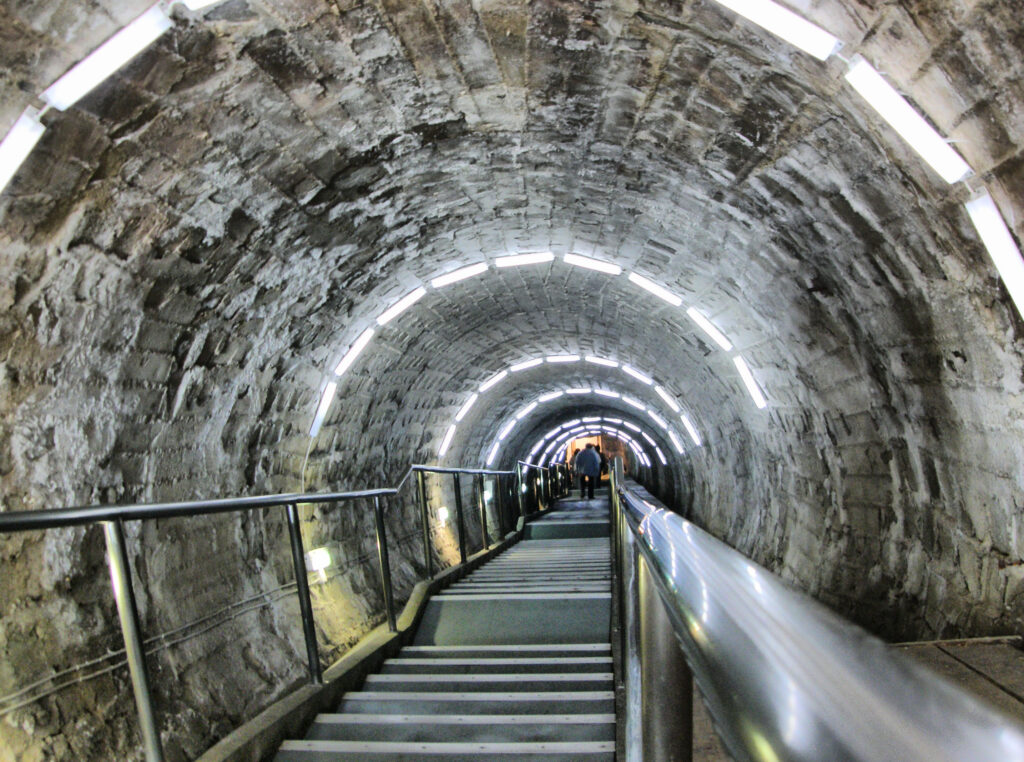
[2, 0, 1024, 759]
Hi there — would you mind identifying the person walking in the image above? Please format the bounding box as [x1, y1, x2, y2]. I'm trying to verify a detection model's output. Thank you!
[575, 443, 602, 500]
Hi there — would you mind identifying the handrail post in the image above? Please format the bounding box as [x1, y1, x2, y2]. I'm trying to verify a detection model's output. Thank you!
[495, 476, 507, 538]
[416, 470, 433, 578]
[372, 495, 397, 632]
[452, 473, 467, 564]
[103, 520, 164, 762]
[285, 503, 323, 684]
[476, 473, 489, 549]
[516, 464, 526, 520]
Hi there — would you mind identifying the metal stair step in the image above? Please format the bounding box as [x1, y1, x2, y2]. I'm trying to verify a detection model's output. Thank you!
[274, 739, 615, 760]
[379, 656, 612, 674]
[304, 713, 615, 743]
[363, 673, 613, 693]
[335, 691, 615, 715]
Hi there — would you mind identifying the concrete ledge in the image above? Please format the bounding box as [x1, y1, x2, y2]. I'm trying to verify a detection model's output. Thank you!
[197, 531, 522, 762]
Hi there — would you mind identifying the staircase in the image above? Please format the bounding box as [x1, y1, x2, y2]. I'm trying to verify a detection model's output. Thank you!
[274, 490, 614, 760]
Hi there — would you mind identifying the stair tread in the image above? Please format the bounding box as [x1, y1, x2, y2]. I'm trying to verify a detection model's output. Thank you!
[314, 713, 615, 724]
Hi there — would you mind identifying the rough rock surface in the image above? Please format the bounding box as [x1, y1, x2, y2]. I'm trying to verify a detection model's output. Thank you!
[1, 0, 1023, 758]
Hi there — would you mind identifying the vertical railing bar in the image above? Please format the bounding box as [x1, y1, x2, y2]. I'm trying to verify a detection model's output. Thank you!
[285, 503, 323, 685]
[453, 472, 467, 565]
[495, 475, 507, 538]
[416, 470, 433, 579]
[372, 495, 397, 633]
[516, 464, 526, 521]
[103, 519, 165, 762]
[476, 473, 489, 550]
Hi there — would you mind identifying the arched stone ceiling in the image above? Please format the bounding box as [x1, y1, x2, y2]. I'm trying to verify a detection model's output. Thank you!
[2, 0, 1023, 643]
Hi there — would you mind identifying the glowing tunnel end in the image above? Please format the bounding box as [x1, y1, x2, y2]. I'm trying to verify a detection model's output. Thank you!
[438, 424, 457, 458]
[844, 57, 971, 185]
[712, 0, 840, 61]
[334, 328, 375, 376]
[309, 382, 337, 437]
[965, 192, 1024, 319]
[734, 356, 768, 409]
[42, 5, 173, 111]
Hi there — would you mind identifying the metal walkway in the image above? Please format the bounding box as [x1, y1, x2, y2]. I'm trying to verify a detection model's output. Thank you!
[274, 491, 614, 760]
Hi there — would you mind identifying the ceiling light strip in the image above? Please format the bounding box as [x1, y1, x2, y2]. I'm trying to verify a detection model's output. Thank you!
[0, 109, 46, 194]
[734, 356, 768, 409]
[965, 192, 1024, 318]
[309, 382, 338, 437]
[711, 0, 840, 61]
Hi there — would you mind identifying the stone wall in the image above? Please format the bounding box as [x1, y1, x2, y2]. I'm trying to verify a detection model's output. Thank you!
[1, 0, 1024, 758]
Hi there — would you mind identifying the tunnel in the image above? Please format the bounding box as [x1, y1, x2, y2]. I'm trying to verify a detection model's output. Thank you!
[1, 0, 1023, 758]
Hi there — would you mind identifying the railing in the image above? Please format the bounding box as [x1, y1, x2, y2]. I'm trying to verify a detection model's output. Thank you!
[610, 470, 1024, 762]
[0, 462, 543, 762]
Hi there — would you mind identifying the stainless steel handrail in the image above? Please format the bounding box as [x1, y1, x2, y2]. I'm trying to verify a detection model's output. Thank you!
[0, 465, 522, 762]
[615, 482, 1024, 762]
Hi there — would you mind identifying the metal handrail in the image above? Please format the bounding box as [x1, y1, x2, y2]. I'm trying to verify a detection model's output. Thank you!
[614, 481, 1024, 762]
[0, 464, 527, 762]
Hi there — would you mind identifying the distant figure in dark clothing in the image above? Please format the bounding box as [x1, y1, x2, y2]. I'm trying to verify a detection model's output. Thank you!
[575, 443, 602, 500]
[595, 445, 609, 479]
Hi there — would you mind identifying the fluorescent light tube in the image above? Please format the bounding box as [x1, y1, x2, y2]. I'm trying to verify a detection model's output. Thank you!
[669, 431, 685, 454]
[582, 416, 601, 423]
[479, 370, 508, 392]
[510, 358, 543, 372]
[567, 387, 592, 395]
[495, 252, 554, 267]
[648, 410, 668, 429]
[486, 442, 500, 466]
[654, 386, 681, 413]
[431, 263, 488, 288]
[655, 446, 668, 466]
[628, 272, 683, 306]
[595, 389, 620, 398]
[516, 401, 539, 419]
[498, 420, 516, 440]
[308, 382, 337, 437]
[438, 425, 457, 457]
[642, 431, 657, 446]
[622, 364, 653, 385]
[0, 109, 45, 193]
[623, 396, 645, 410]
[844, 57, 971, 185]
[539, 391, 564, 402]
[965, 192, 1024, 317]
[712, 0, 840, 61]
[455, 394, 478, 422]
[585, 356, 618, 368]
[334, 328, 375, 376]
[377, 286, 426, 325]
[42, 5, 173, 111]
[734, 356, 768, 409]
[686, 308, 734, 351]
[562, 419, 582, 427]
[681, 414, 703, 446]
[605, 418, 623, 425]
[563, 253, 623, 275]
[622, 421, 640, 432]
[546, 354, 580, 363]
[181, 0, 229, 11]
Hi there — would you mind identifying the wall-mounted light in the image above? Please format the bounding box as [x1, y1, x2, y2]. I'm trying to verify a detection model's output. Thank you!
[628, 272, 683, 306]
[681, 414, 703, 447]
[431, 263, 488, 288]
[0, 109, 46, 194]
[567, 387, 592, 395]
[42, 5, 173, 111]
[669, 430, 685, 454]
[510, 358, 543, 372]
[585, 356, 618, 367]
[595, 389, 620, 399]
[539, 391, 564, 402]
[438, 424, 456, 457]
[546, 354, 580, 363]
[623, 396, 645, 410]
[844, 57, 971, 185]
[486, 441, 501, 465]
[654, 386, 681, 413]
[437, 506, 450, 526]
[734, 356, 768, 409]
[376, 287, 426, 325]
[965, 192, 1024, 317]
[178, 0, 228, 9]
[498, 420, 517, 440]
[306, 547, 332, 581]
[334, 328, 375, 376]
[711, 0, 840, 61]
[563, 253, 623, 275]
[455, 394, 478, 422]
[516, 401, 539, 419]
[654, 446, 668, 466]
[647, 409, 668, 429]
[479, 370, 508, 392]
[309, 382, 337, 437]
[686, 308, 734, 351]
[622, 365, 653, 385]
[495, 252, 554, 267]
